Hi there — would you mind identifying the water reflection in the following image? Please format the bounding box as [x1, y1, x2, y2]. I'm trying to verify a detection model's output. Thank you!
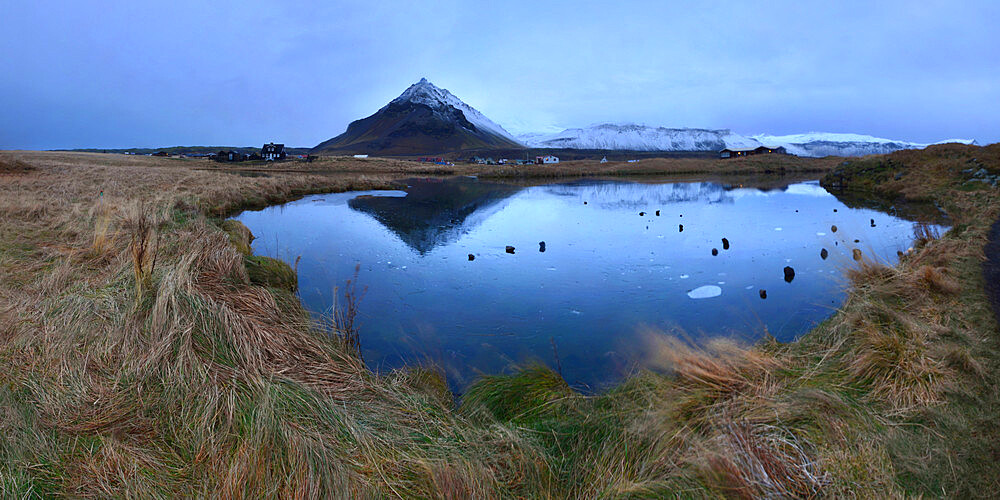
[234, 176, 946, 392]
[348, 177, 521, 254]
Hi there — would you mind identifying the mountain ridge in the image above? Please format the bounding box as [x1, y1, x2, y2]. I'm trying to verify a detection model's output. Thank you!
[518, 124, 976, 158]
[311, 79, 976, 157]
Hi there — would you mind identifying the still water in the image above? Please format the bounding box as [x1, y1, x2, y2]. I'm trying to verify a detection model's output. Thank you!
[234, 176, 942, 391]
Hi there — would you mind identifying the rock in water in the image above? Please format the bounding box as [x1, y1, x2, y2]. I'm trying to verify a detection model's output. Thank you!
[687, 285, 722, 299]
[820, 248, 829, 260]
[759, 289, 767, 299]
[852, 248, 862, 261]
[711, 248, 718, 256]
[505, 246, 515, 254]
[639, 211, 645, 216]
[722, 238, 730, 250]
[831, 225, 838, 233]
[655, 210, 660, 216]
[538, 241, 546, 252]
[679, 224, 684, 232]
[783, 266, 795, 283]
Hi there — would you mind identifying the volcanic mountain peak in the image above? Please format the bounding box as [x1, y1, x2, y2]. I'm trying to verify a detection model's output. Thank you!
[391, 78, 516, 140]
[310, 78, 523, 155]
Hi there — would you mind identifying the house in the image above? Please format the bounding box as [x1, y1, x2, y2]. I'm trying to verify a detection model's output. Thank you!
[719, 147, 756, 159]
[214, 150, 243, 162]
[262, 143, 286, 161]
[753, 146, 787, 155]
[535, 155, 559, 164]
[720, 146, 787, 159]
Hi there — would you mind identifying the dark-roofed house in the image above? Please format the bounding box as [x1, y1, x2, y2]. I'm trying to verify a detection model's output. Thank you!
[720, 145, 787, 159]
[753, 145, 787, 155]
[719, 147, 757, 159]
[262, 143, 286, 161]
[214, 150, 243, 162]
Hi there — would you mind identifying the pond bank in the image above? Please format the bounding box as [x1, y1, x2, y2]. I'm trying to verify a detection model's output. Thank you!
[0, 146, 997, 497]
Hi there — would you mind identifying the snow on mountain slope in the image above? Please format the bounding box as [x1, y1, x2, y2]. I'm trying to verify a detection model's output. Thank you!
[753, 133, 977, 157]
[392, 78, 517, 141]
[311, 78, 522, 155]
[517, 124, 975, 157]
[517, 124, 756, 151]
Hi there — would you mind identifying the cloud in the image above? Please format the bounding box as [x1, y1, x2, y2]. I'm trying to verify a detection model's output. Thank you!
[0, 0, 997, 148]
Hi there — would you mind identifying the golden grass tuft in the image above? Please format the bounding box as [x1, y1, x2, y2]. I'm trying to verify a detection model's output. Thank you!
[697, 420, 828, 498]
[120, 201, 164, 303]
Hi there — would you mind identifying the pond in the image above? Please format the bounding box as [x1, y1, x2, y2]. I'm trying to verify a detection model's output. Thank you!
[234, 176, 945, 392]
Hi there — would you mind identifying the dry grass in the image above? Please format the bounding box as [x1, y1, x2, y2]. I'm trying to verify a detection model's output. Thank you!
[0, 146, 997, 497]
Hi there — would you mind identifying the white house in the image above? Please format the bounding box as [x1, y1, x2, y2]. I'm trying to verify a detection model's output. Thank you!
[535, 155, 559, 164]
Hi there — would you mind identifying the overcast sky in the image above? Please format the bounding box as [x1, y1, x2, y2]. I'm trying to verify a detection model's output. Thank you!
[1, 0, 998, 149]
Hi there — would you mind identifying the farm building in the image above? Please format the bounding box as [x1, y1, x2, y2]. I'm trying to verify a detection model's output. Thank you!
[754, 146, 787, 155]
[262, 143, 286, 161]
[214, 150, 243, 162]
[535, 155, 559, 164]
[719, 147, 756, 159]
[719, 146, 787, 159]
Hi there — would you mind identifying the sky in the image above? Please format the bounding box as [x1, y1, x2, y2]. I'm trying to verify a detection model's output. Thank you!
[1, 0, 998, 149]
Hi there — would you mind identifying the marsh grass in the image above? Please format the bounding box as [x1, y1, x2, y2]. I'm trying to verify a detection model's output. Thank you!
[329, 263, 367, 360]
[0, 147, 998, 497]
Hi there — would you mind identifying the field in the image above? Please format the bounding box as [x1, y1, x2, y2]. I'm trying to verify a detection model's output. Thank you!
[1, 146, 998, 497]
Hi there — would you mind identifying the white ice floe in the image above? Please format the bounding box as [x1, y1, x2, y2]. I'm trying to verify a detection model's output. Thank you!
[687, 285, 722, 299]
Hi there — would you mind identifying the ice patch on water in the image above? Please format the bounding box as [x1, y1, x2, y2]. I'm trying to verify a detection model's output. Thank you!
[679, 274, 690, 279]
[774, 227, 783, 231]
[816, 232, 826, 236]
[687, 285, 722, 299]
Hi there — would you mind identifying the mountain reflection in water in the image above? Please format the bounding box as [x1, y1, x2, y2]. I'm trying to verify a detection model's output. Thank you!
[235, 176, 946, 392]
[348, 177, 521, 254]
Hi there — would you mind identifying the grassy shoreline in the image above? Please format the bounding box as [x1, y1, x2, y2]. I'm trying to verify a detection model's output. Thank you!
[1, 146, 998, 497]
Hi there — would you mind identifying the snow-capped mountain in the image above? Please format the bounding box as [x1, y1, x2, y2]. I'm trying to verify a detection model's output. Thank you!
[312, 80, 976, 157]
[517, 124, 975, 157]
[517, 124, 758, 151]
[391, 78, 517, 141]
[312, 78, 522, 155]
[751, 133, 976, 157]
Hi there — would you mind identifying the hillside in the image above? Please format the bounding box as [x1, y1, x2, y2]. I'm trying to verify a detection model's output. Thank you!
[519, 124, 975, 158]
[311, 78, 524, 156]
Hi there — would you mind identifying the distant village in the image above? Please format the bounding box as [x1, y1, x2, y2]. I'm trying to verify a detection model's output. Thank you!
[123, 143, 311, 162]
[118, 143, 788, 164]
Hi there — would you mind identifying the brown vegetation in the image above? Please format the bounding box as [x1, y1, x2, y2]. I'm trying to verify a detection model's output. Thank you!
[0, 146, 997, 497]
